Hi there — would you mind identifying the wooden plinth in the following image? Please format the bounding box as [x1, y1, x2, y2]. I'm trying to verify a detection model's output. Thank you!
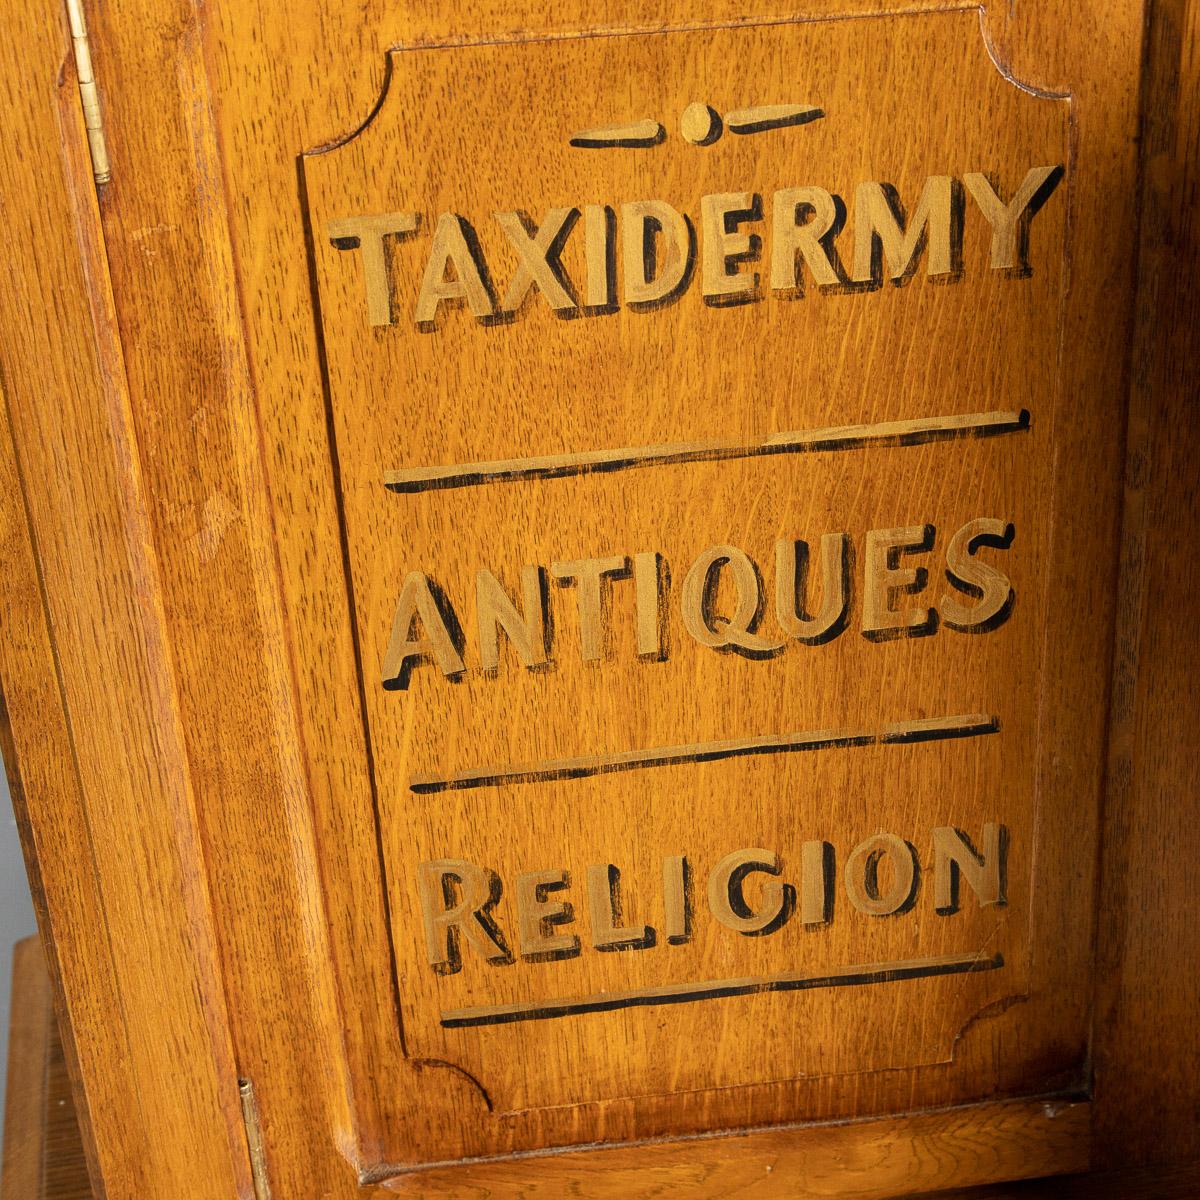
[1, 937, 92, 1200]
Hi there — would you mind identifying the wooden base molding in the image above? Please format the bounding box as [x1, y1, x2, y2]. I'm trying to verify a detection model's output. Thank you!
[6, 934, 1200, 1198]
[374, 1098, 1091, 1199]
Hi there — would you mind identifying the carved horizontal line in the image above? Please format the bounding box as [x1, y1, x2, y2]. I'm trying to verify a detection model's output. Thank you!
[409, 713, 999, 794]
[384, 409, 1030, 494]
[569, 119, 665, 148]
[725, 103, 824, 134]
[440, 951, 1005, 1028]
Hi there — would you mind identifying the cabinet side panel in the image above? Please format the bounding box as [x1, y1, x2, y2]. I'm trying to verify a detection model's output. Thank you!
[1095, 0, 1200, 1168]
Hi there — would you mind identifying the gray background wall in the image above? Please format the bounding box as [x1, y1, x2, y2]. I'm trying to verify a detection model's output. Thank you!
[1, 773, 38, 1140]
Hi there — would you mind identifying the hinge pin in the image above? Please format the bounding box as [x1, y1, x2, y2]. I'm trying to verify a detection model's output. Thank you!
[64, 0, 110, 185]
[238, 1079, 274, 1200]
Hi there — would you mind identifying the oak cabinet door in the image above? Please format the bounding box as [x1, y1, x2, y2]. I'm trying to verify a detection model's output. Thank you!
[0, 0, 1162, 1196]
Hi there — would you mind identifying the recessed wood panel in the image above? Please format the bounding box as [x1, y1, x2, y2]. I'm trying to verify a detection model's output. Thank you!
[299, 8, 1082, 1150]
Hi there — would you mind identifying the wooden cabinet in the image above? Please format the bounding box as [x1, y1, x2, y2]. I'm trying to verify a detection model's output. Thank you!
[1, 0, 1197, 1195]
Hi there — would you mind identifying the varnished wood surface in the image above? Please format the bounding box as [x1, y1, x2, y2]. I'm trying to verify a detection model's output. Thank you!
[0, 0, 1190, 1195]
[301, 10, 1073, 1135]
[0, 1, 249, 1196]
[1, 939, 92, 1200]
[79, 1, 1136, 1185]
[173, 0, 1133, 1182]
[1092, 0, 1200, 1170]
[1, 938, 52, 1200]
[371, 1098, 1091, 1198]
[4, 931, 1193, 1200]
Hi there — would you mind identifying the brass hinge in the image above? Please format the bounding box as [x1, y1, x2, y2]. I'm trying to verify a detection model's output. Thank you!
[238, 1079, 274, 1200]
[64, 0, 110, 185]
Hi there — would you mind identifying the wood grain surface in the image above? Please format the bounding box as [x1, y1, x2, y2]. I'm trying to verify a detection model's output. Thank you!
[1092, 0, 1200, 1170]
[6, 931, 1193, 1199]
[0, 1, 250, 1196]
[373, 1097, 1092, 1198]
[0, 0, 1183, 1194]
[1, 938, 53, 1200]
[1, 939, 91, 1200]
[300, 11, 1075, 1142]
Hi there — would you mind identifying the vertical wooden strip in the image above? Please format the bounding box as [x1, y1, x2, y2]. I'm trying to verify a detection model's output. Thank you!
[975, 0, 1147, 1108]
[1, 938, 52, 1200]
[1093, 0, 1200, 1168]
[79, 0, 358, 1192]
[0, 4, 248, 1197]
[1, 937, 93, 1200]
[0, 344, 135, 1200]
